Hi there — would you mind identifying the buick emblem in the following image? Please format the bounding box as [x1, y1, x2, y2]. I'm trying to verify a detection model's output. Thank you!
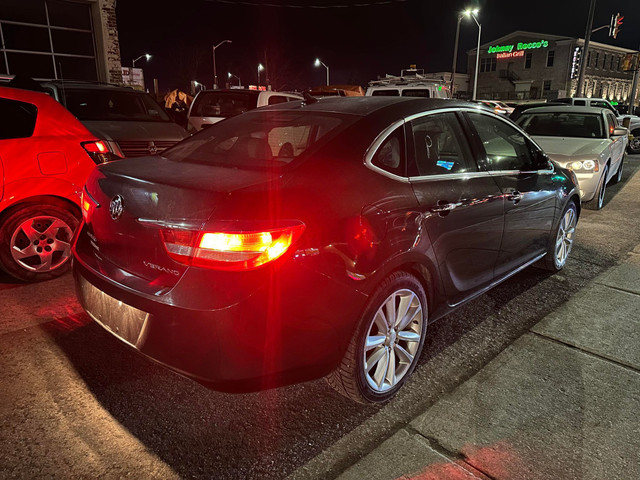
[109, 195, 124, 221]
[148, 141, 158, 155]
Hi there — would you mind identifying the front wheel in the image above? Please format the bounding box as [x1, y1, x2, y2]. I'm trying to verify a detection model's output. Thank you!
[326, 271, 428, 404]
[539, 200, 577, 272]
[584, 166, 608, 210]
[628, 129, 640, 154]
[0, 203, 79, 282]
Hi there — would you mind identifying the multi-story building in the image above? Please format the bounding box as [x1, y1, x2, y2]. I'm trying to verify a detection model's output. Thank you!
[0, 0, 121, 84]
[467, 30, 638, 105]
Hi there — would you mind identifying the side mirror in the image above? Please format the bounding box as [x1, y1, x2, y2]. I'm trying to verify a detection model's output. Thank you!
[612, 126, 628, 137]
[533, 150, 551, 170]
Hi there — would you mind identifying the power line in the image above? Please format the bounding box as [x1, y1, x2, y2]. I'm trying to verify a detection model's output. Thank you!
[208, 0, 409, 8]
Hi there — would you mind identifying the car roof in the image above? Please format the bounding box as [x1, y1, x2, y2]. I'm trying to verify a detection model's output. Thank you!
[517, 105, 609, 115]
[255, 96, 473, 117]
[41, 80, 145, 93]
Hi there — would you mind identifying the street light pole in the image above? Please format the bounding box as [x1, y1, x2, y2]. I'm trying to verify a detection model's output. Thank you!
[132, 53, 151, 68]
[576, 0, 597, 97]
[258, 64, 264, 86]
[212, 40, 232, 89]
[450, 14, 463, 95]
[468, 10, 481, 101]
[228, 72, 241, 87]
[315, 58, 329, 85]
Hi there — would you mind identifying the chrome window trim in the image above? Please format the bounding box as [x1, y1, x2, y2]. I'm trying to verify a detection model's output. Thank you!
[364, 106, 555, 183]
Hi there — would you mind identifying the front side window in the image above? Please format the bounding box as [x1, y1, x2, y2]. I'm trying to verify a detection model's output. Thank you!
[371, 126, 405, 176]
[468, 112, 534, 171]
[0, 98, 38, 139]
[606, 113, 618, 135]
[191, 91, 257, 118]
[164, 111, 350, 170]
[410, 113, 476, 176]
[516, 112, 606, 139]
[402, 89, 430, 98]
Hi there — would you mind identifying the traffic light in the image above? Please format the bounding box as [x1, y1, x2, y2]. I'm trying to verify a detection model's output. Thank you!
[610, 13, 623, 39]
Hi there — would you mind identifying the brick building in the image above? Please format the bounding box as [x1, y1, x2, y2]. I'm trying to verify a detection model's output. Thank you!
[0, 0, 121, 84]
[467, 30, 638, 104]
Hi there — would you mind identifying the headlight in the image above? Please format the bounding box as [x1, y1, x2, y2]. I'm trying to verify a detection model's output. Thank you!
[568, 160, 598, 172]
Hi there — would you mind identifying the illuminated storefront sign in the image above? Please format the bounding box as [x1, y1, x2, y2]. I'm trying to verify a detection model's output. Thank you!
[497, 51, 525, 59]
[488, 40, 549, 54]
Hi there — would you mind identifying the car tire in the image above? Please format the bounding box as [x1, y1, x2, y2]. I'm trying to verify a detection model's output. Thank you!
[584, 165, 608, 211]
[539, 200, 577, 272]
[0, 203, 79, 282]
[611, 155, 624, 184]
[627, 129, 640, 154]
[326, 271, 428, 404]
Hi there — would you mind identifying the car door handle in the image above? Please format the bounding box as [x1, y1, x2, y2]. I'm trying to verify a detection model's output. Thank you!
[431, 201, 460, 214]
[506, 191, 522, 203]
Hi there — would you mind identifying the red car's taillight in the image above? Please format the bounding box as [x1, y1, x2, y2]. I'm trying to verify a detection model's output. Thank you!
[81, 140, 118, 164]
[161, 222, 306, 271]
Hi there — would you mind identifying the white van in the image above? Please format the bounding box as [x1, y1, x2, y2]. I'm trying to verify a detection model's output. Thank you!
[365, 69, 451, 99]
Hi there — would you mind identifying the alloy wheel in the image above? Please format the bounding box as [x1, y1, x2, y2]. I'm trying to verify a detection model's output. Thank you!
[554, 207, 576, 268]
[10, 216, 74, 272]
[363, 289, 424, 393]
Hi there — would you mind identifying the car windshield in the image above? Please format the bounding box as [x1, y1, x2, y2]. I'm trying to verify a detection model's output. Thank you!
[190, 91, 258, 118]
[63, 89, 171, 122]
[163, 110, 353, 170]
[517, 112, 606, 139]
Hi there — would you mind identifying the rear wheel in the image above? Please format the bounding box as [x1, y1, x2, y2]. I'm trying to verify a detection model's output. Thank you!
[584, 165, 608, 210]
[539, 200, 577, 272]
[0, 203, 78, 282]
[326, 271, 427, 404]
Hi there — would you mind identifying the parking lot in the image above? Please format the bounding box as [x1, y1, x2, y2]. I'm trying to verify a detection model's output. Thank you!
[1, 155, 638, 479]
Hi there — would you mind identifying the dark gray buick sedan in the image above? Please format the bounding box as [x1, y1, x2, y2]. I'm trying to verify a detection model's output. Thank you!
[73, 97, 580, 403]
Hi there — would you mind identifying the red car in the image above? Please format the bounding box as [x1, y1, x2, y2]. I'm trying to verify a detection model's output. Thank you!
[0, 86, 111, 282]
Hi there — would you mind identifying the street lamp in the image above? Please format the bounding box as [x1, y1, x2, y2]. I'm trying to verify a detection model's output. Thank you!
[464, 8, 481, 101]
[228, 72, 241, 87]
[132, 53, 151, 68]
[212, 40, 232, 89]
[257, 63, 264, 86]
[314, 58, 329, 86]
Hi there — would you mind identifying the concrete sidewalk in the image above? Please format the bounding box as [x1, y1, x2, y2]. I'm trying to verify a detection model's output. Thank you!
[333, 247, 640, 480]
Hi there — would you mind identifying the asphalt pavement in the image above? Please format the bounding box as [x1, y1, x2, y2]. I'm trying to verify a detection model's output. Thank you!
[1, 155, 639, 479]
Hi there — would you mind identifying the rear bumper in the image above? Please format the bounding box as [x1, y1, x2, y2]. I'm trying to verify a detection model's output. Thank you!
[73, 255, 368, 391]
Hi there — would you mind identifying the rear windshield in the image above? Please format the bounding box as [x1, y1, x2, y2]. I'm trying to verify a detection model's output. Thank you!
[371, 89, 399, 96]
[190, 91, 258, 118]
[63, 89, 171, 122]
[401, 89, 430, 98]
[163, 110, 353, 170]
[517, 112, 606, 139]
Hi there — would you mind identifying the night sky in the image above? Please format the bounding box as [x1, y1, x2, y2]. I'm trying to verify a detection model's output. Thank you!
[116, 0, 640, 93]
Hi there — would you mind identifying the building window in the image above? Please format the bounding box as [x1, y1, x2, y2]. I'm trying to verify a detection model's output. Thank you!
[594, 51, 599, 68]
[603, 54, 608, 70]
[0, 0, 98, 80]
[524, 52, 532, 69]
[546, 50, 555, 67]
[480, 57, 496, 73]
[543, 80, 552, 92]
[587, 51, 592, 67]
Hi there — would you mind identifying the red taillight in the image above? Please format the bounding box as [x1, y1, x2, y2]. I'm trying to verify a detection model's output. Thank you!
[81, 140, 118, 164]
[161, 223, 305, 271]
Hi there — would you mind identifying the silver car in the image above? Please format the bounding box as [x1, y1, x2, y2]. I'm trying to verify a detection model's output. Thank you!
[516, 106, 627, 210]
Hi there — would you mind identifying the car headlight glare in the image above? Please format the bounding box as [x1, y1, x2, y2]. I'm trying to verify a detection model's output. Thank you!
[569, 160, 597, 172]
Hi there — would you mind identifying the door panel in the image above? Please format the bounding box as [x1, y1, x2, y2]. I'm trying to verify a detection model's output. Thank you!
[408, 112, 504, 305]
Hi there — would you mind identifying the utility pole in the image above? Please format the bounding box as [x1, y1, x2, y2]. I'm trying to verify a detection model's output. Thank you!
[450, 14, 463, 95]
[576, 0, 597, 97]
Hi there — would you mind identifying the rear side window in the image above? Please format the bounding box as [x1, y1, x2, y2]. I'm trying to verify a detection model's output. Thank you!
[410, 113, 476, 176]
[371, 126, 405, 176]
[267, 95, 289, 106]
[191, 91, 258, 117]
[164, 111, 351, 170]
[574, 100, 586, 106]
[402, 89, 430, 98]
[371, 90, 399, 96]
[0, 98, 37, 139]
[467, 112, 535, 171]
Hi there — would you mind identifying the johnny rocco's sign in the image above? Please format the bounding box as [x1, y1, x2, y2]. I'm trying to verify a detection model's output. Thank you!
[487, 40, 550, 59]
